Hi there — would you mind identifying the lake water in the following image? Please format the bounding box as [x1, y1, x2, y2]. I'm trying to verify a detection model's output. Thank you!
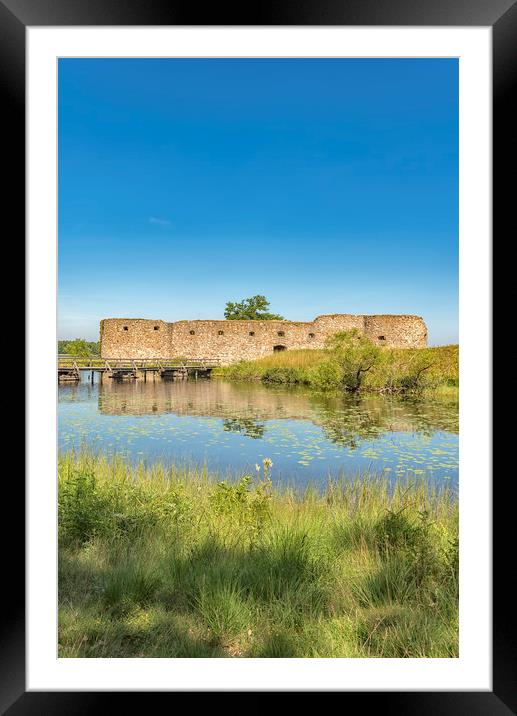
[58, 376, 458, 489]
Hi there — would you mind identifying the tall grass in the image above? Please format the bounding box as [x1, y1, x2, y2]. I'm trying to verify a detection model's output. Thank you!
[214, 344, 459, 393]
[59, 452, 458, 658]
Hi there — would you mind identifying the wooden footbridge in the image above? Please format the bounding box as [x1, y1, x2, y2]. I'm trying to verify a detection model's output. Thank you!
[58, 355, 221, 382]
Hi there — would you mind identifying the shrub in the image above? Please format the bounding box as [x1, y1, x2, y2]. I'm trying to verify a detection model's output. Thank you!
[58, 458, 191, 546]
[58, 468, 107, 546]
[209, 463, 273, 542]
[372, 507, 443, 597]
[394, 348, 437, 392]
[261, 367, 302, 384]
[325, 330, 381, 391]
[306, 360, 344, 390]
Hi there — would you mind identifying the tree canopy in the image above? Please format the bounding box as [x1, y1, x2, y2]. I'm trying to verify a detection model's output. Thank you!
[324, 330, 381, 392]
[58, 339, 100, 357]
[224, 295, 284, 321]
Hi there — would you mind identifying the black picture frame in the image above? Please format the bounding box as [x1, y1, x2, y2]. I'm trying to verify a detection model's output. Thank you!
[5, 0, 515, 711]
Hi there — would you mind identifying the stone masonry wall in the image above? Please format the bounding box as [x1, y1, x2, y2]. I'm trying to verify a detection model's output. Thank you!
[100, 314, 427, 363]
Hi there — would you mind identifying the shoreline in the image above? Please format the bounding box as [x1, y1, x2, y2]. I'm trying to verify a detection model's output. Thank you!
[213, 344, 459, 393]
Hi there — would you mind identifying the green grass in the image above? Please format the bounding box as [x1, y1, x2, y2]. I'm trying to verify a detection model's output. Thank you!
[58, 452, 458, 658]
[213, 344, 459, 393]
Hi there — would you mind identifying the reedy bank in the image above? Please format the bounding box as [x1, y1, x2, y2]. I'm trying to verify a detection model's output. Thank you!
[214, 333, 458, 394]
[59, 452, 458, 658]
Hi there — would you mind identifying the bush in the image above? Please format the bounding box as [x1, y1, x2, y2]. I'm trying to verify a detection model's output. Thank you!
[306, 360, 344, 390]
[58, 468, 107, 546]
[261, 367, 302, 384]
[209, 467, 273, 542]
[325, 330, 381, 391]
[372, 507, 443, 597]
[58, 459, 191, 546]
[394, 348, 437, 392]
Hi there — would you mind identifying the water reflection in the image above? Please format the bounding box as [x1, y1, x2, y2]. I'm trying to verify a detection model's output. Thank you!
[58, 377, 458, 486]
[93, 377, 458, 442]
[223, 418, 266, 440]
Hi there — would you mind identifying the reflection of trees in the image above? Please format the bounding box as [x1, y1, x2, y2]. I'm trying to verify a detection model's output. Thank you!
[395, 396, 459, 435]
[222, 418, 266, 439]
[93, 377, 458, 445]
[317, 404, 385, 449]
[309, 392, 458, 450]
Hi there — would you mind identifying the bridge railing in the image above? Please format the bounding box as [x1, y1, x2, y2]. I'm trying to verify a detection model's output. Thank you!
[58, 356, 222, 370]
[58, 354, 104, 369]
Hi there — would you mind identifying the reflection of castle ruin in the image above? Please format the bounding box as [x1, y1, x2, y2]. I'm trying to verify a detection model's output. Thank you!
[91, 379, 457, 448]
[100, 314, 428, 363]
[98, 377, 315, 420]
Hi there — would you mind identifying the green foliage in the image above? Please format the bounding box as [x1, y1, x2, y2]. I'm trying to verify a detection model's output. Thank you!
[371, 508, 442, 595]
[324, 330, 381, 391]
[58, 468, 105, 545]
[260, 367, 302, 384]
[59, 338, 100, 356]
[58, 457, 190, 547]
[210, 461, 273, 543]
[394, 348, 437, 392]
[224, 295, 284, 321]
[306, 360, 344, 390]
[58, 453, 458, 658]
[216, 341, 459, 395]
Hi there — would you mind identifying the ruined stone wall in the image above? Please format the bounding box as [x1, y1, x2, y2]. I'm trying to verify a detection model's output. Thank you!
[362, 315, 428, 347]
[100, 319, 172, 359]
[100, 314, 427, 362]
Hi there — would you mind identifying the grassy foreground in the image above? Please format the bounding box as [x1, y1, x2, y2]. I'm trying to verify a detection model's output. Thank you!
[214, 343, 459, 393]
[59, 453, 458, 658]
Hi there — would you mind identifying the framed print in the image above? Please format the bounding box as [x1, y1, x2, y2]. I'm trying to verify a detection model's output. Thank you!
[4, 0, 515, 710]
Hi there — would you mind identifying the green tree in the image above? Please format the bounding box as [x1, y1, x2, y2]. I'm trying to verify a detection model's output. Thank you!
[326, 330, 381, 392]
[224, 295, 284, 321]
[397, 347, 436, 392]
[61, 339, 98, 357]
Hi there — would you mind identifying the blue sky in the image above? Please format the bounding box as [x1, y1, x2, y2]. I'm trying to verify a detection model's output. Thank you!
[58, 58, 458, 345]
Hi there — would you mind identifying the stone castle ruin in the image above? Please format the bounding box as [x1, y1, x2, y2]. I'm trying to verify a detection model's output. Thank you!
[100, 314, 427, 365]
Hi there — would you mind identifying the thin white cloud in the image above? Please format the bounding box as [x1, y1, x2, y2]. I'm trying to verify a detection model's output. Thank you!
[149, 216, 171, 227]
